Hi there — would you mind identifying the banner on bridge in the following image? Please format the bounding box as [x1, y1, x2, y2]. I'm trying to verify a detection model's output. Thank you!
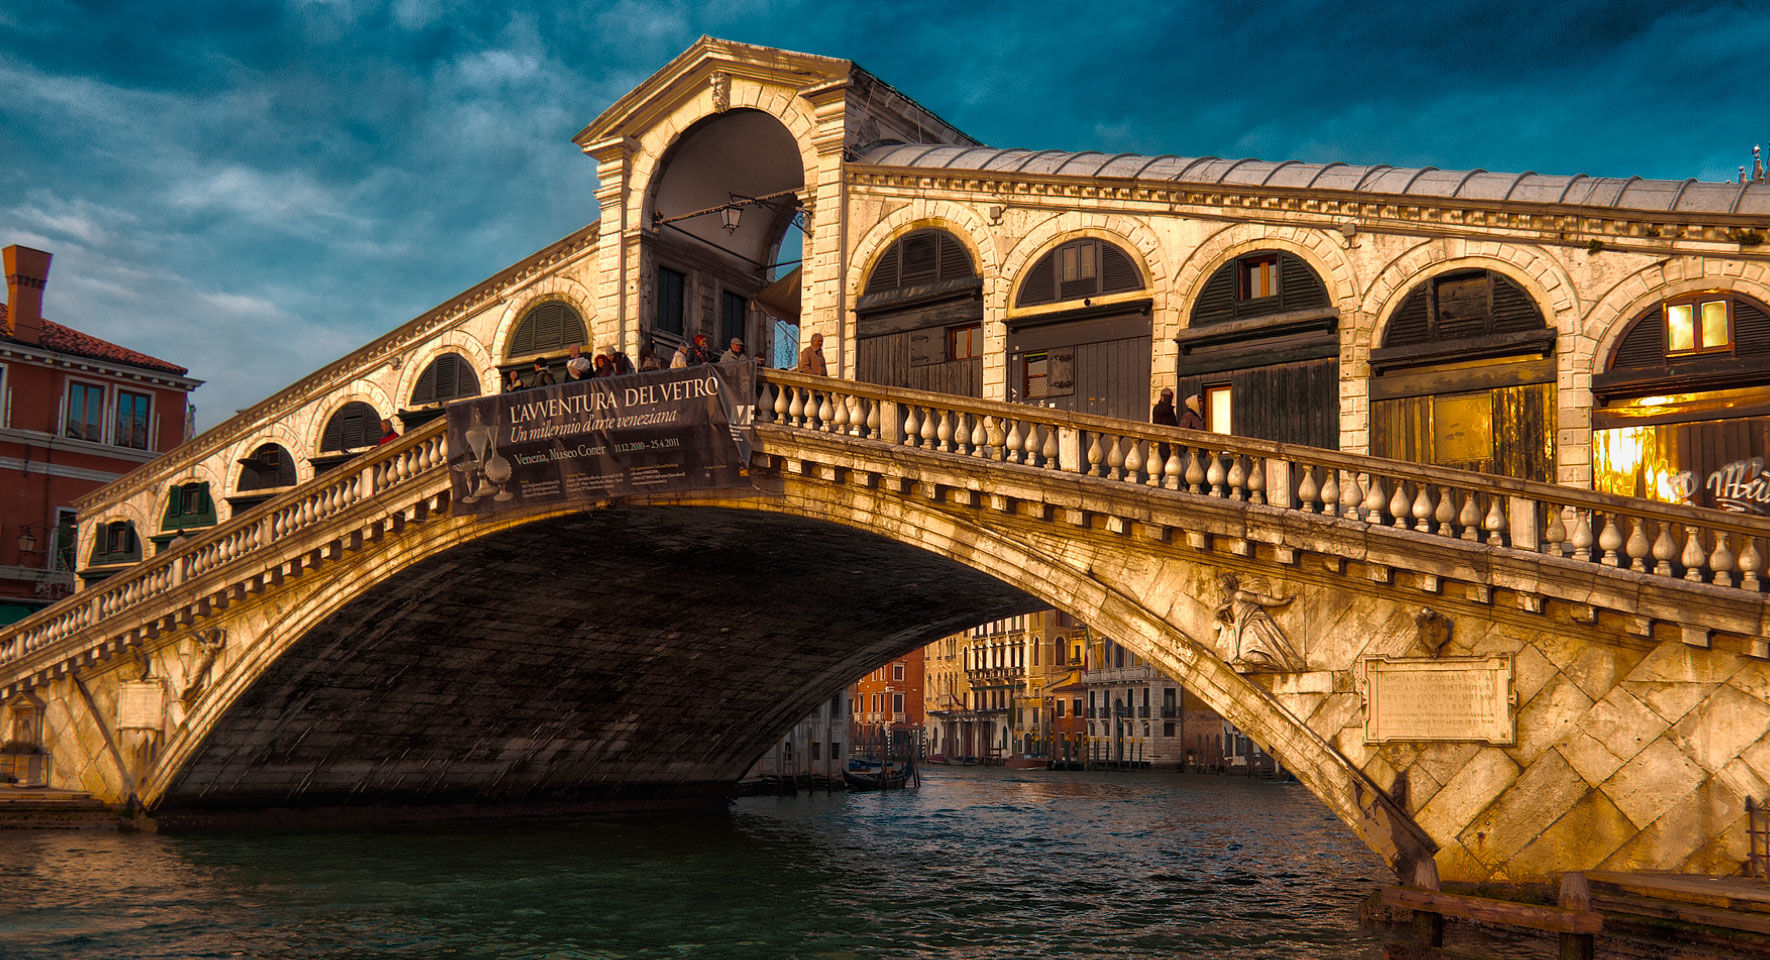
[445, 361, 757, 516]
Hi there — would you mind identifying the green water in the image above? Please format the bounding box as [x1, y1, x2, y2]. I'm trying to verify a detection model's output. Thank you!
[2, 768, 1408, 958]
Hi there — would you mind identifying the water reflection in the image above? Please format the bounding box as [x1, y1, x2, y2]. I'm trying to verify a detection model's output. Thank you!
[1, 769, 1397, 958]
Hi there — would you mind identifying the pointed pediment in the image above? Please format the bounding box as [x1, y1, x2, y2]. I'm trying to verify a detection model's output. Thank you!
[572, 36, 853, 148]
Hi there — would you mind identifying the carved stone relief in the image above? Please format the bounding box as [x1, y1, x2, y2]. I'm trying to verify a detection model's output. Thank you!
[1213, 573, 1304, 673]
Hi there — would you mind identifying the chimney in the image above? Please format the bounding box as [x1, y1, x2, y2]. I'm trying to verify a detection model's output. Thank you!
[3, 245, 51, 345]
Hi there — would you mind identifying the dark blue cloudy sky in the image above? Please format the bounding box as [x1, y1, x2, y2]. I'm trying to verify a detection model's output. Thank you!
[4, 0, 1766, 428]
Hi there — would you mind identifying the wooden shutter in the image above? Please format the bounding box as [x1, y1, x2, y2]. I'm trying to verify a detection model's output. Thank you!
[1017, 254, 1058, 307]
[321, 402, 380, 452]
[509, 301, 587, 357]
[1190, 265, 1237, 325]
[1099, 243, 1142, 295]
[1737, 299, 1770, 358]
[1489, 274, 1545, 334]
[1609, 313, 1665, 369]
[1277, 253, 1329, 311]
[1384, 286, 1432, 347]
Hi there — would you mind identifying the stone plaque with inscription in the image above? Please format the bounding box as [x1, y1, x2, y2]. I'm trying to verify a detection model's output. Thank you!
[1363, 655, 1515, 745]
[116, 681, 165, 731]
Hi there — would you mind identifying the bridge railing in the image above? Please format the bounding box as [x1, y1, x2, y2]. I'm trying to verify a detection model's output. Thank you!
[758, 371, 1770, 596]
[0, 424, 450, 670]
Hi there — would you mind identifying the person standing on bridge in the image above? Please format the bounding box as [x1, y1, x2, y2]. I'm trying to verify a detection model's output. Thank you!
[377, 418, 400, 446]
[720, 337, 747, 363]
[565, 344, 591, 380]
[1152, 387, 1178, 469]
[503, 369, 525, 392]
[529, 358, 556, 389]
[797, 332, 827, 376]
[1179, 394, 1205, 431]
[602, 344, 635, 375]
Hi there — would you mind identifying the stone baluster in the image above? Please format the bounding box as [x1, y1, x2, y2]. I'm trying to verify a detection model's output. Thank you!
[865, 399, 881, 439]
[1540, 506, 1567, 556]
[1457, 492, 1481, 541]
[1483, 497, 1506, 546]
[1163, 448, 1183, 490]
[1206, 451, 1227, 497]
[1433, 487, 1457, 536]
[1296, 465, 1320, 513]
[1106, 436, 1126, 480]
[787, 387, 806, 427]
[972, 415, 990, 457]
[1122, 437, 1143, 483]
[1339, 472, 1362, 521]
[1085, 433, 1104, 477]
[1226, 455, 1246, 501]
[1320, 469, 1342, 518]
[1681, 529, 1709, 581]
[1185, 448, 1206, 493]
[1739, 537, 1763, 591]
[902, 404, 922, 447]
[816, 392, 834, 431]
[1041, 423, 1060, 469]
[1411, 485, 1433, 532]
[985, 416, 1004, 460]
[1625, 518, 1651, 572]
[1362, 476, 1388, 525]
[831, 393, 851, 434]
[1598, 515, 1624, 567]
[1144, 441, 1162, 487]
[1246, 456, 1265, 504]
[1568, 510, 1593, 562]
[1005, 419, 1024, 463]
[1390, 482, 1413, 529]
[1711, 534, 1736, 588]
[771, 383, 790, 424]
[934, 409, 953, 452]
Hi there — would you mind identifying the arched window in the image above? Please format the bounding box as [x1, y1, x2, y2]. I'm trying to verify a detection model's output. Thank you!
[1015, 238, 1143, 308]
[1593, 291, 1770, 511]
[1381, 269, 1546, 347]
[506, 301, 587, 359]
[236, 443, 296, 492]
[319, 402, 381, 454]
[864, 230, 976, 296]
[410, 353, 481, 406]
[1178, 251, 1339, 448]
[1370, 269, 1555, 481]
[855, 229, 985, 397]
[88, 520, 140, 566]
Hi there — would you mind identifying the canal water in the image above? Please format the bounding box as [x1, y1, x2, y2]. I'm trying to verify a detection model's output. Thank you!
[0, 767, 1516, 958]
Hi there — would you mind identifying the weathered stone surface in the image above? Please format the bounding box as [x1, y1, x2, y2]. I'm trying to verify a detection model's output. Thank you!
[1458, 749, 1589, 871]
[1601, 739, 1708, 830]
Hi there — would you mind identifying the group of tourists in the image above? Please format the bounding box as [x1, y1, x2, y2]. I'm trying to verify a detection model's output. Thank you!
[501, 332, 787, 395]
[1150, 387, 1205, 431]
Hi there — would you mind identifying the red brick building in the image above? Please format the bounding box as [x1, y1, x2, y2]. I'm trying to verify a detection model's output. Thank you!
[1, 245, 200, 623]
[850, 648, 925, 759]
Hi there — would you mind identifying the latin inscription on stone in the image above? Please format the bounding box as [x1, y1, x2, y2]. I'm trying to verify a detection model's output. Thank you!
[1363, 655, 1515, 745]
[116, 681, 165, 731]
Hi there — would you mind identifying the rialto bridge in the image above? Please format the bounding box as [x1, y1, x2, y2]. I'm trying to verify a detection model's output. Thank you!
[4, 37, 1770, 885]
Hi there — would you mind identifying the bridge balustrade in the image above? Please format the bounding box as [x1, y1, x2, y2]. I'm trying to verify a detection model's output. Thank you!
[759, 371, 1770, 601]
[5, 369, 1770, 683]
[0, 428, 450, 673]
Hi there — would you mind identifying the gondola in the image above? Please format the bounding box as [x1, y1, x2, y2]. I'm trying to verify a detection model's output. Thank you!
[842, 759, 916, 791]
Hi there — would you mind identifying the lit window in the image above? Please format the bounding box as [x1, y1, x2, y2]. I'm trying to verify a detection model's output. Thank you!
[948, 324, 983, 360]
[1024, 353, 1049, 399]
[65, 382, 104, 441]
[1665, 298, 1732, 354]
[1205, 385, 1233, 433]
[115, 391, 151, 450]
[1240, 256, 1278, 299]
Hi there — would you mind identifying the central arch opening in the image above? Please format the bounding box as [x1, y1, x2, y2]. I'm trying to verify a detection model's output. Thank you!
[645, 110, 806, 364]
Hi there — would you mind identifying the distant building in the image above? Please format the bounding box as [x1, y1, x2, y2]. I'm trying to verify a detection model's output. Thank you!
[850, 648, 924, 758]
[0, 245, 199, 623]
[747, 688, 849, 782]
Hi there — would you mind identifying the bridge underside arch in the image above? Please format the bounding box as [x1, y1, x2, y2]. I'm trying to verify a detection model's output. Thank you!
[155, 507, 1041, 817]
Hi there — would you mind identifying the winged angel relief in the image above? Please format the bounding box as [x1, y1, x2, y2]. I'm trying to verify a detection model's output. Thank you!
[1213, 574, 1305, 673]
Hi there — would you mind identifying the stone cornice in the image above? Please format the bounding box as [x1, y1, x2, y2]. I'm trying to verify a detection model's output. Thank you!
[845, 163, 1770, 255]
[0, 342, 203, 390]
[72, 223, 600, 515]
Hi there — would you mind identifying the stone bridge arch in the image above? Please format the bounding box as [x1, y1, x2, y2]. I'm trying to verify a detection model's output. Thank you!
[136, 475, 1432, 877]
